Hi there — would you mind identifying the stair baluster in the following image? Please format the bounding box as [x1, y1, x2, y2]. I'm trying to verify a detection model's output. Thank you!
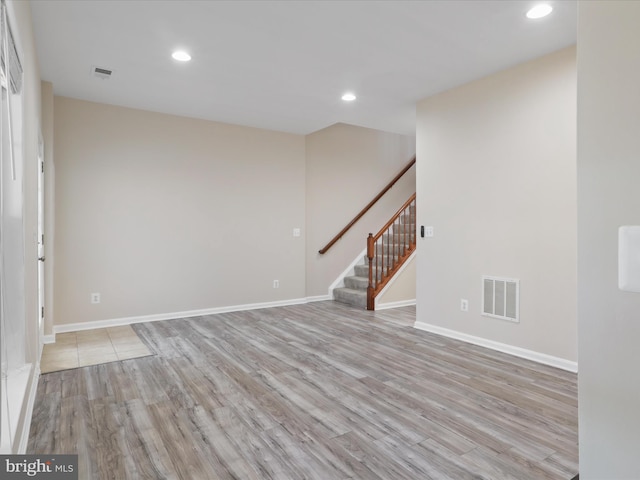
[366, 193, 416, 310]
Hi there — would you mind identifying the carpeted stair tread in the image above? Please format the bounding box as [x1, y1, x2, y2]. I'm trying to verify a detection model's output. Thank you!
[344, 275, 369, 289]
[333, 287, 368, 309]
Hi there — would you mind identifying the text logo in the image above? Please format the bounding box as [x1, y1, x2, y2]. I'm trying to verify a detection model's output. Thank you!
[0, 455, 78, 479]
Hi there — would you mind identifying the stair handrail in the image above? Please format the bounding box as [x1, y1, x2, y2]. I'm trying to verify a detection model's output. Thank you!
[367, 193, 416, 310]
[318, 155, 416, 254]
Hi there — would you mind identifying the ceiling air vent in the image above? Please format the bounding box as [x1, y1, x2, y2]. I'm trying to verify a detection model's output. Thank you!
[91, 65, 113, 80]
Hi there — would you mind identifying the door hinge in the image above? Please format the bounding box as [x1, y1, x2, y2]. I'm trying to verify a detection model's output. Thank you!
[41, 306, 44, 318]
[41, 161, 44, 173]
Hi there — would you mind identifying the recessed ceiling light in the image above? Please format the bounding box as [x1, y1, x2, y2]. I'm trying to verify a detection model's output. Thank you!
[172, 50, 191, 62]
[526, 4, 553, 19]
[342, 93, 356, 102]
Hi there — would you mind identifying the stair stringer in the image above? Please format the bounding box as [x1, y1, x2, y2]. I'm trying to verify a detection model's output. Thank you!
[328, 247, 367, 298]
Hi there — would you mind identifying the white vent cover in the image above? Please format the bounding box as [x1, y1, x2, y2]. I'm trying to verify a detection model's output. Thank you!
[482, 276, 519, 322]
[91, 65, 113, 80]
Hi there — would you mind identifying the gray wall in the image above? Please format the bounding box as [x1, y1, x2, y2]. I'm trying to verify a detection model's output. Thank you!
[577, 1, 640, 477]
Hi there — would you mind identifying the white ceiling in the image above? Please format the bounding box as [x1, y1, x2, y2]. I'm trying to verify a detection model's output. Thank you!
[30, 0, 576, 136]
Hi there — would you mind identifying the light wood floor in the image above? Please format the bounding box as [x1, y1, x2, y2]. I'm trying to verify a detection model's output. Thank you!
[28, 302, 578, 479]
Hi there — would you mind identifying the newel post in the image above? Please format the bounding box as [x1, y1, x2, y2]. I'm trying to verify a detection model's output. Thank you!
[367, 233, 375, 310]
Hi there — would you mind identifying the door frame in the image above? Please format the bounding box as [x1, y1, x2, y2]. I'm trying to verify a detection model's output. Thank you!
[37, 131, 44, 345]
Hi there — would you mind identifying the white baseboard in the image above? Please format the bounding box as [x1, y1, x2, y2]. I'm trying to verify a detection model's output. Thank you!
[376, 299, 416, 310]
[54, 297, 312, 334]
[413, 321, 578, 373]
[41, 334, 55, 344]
[305, 295, 332, 303]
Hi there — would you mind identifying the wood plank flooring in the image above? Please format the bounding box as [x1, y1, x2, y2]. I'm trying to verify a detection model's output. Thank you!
[28, 302, 578, 479]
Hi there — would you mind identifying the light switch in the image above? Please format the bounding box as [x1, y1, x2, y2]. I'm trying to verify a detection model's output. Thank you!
[619, 226, 640, 292]
[293, 228, 301, 237]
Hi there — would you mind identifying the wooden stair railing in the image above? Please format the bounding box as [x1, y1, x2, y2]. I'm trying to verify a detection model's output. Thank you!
[318, 156, 416, 254]
[366, 193, 416, 310]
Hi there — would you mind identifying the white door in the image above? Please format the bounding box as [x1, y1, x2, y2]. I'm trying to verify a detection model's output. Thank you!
[0, 0, 27, 453]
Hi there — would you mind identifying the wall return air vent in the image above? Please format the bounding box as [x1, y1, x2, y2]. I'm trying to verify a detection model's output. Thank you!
[482, 276, 519, 322]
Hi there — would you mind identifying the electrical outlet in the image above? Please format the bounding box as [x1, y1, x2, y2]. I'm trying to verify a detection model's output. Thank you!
[460, 299, 468, 312]
[293, 228, 301, 237]
[273, 280, 279, 288]
[425, 226, 434, 237]
[91, 293, 101, 304]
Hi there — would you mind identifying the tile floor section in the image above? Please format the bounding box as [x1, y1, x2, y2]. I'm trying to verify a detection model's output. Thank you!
[40, 325, 152, 373]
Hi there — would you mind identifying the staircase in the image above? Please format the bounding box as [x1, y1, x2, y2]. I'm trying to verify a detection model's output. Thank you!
[333, 260, 371, 309]
[333, 199, 416, 309]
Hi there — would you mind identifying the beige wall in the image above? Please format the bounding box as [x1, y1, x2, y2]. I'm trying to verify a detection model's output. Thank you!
[376, 255, 415, 307]
[305, 123, 415, 297]
[54, 97, 306, 325]
[53, 107, 415, 326]
[415, 47, 577, 362]
[577, 2, 640, 476]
